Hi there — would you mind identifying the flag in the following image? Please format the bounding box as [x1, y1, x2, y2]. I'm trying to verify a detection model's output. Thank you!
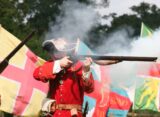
[107, 87, 132, 117]
[76, 39, 110, 117]
[132, 23, 160, 111]
[133, 76, 160, 111]
[141, 23, 160, 111]
[76, 39, 132, 117]
[140, 23, 160, 77]
[140, 22, 153, 38]
[0, 25, 49, 116]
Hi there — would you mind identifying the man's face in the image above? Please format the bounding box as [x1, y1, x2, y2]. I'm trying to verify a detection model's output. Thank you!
[53, 51, 67, 59]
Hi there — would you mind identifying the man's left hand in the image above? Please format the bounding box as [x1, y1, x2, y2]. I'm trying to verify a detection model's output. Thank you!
[83, 57, 92, 72]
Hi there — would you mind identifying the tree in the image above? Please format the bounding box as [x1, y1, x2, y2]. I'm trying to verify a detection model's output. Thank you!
[131, 2, 160, 29]
[108, 2, 160, 36]
[0, 0, 26, 36]
[0, 0, 98, 59]
[86, 2, 160, 51]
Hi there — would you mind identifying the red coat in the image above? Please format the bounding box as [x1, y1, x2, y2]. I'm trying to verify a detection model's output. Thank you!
[33, 60, 94, 117]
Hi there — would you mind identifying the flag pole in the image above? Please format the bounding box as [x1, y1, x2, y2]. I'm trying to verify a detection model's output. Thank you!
[0, 30, 36, 73]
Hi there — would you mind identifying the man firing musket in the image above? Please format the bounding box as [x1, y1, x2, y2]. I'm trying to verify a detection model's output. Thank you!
[35, 38, 157, 117]
[42, 38, 157, 65]
[34, 38, 122, 117]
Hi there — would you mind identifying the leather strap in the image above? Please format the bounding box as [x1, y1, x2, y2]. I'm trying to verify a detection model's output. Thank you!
[56, 104, 82, 111]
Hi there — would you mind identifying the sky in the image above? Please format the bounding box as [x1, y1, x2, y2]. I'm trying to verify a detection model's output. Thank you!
[99, 0, 160, 16]
[97, 0, 160, 25]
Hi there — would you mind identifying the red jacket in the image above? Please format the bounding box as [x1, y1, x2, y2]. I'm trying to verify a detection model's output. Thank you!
[33, 60, 94, 117]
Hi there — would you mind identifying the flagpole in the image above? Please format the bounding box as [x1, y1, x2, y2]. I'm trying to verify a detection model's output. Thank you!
[0, 30, 35, 73]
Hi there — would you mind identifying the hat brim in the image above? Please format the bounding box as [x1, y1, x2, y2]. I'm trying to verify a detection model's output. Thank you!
[42, 39, 77, 54]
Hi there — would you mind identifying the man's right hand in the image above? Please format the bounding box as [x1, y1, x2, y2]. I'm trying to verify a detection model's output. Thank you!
[59, 56, 73, 68]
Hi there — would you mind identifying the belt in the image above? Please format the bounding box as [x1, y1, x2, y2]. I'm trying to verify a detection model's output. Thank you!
[55, 104, 82, 111]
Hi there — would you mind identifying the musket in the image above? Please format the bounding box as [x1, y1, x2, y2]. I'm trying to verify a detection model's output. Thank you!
[0, 31, 36, 73]
[77, 55, 157, 62]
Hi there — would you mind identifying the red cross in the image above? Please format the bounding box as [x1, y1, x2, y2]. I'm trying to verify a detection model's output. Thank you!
[1, 50, 48, 115]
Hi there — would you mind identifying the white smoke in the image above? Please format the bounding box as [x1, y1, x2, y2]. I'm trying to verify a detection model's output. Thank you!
[44, 0, 160, 89]
[45, 0, 99, 41]
[96, 26, 134, 54]
[98, 27, 160, 87]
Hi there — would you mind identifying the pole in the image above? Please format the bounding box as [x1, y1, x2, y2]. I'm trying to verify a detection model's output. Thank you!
[0, 31, 35, 73]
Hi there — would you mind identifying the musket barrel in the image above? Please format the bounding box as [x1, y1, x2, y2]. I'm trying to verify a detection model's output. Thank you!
[78, 55, 157, 62]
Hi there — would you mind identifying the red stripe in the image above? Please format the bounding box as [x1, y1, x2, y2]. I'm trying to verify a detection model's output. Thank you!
[109, 92, 132, 110]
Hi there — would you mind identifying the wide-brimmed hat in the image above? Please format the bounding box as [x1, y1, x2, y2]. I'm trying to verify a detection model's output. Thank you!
[42, 38, 78, 54]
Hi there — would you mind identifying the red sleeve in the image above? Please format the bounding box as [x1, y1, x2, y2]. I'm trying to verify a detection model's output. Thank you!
[33, 61, 57, 82]
[82, 73, 94, 93]
[76, 61, 94, 93]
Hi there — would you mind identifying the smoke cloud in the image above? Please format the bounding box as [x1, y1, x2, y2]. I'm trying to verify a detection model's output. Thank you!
[45, 0, 99, 41]
[44, 0, 160, 90]
[96, 26, 134, 54]
[98, 27, 160, 88]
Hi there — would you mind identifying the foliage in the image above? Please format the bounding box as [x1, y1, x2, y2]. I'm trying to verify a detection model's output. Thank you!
[1, 1, 160, 58]
[87, 2, 160, 50]
[0, 0, 64, 60]
[0, 0, 94, 60]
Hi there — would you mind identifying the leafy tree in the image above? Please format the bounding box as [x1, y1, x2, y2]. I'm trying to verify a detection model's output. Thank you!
[0, 0, 25, 36]
[131, 2, 160, 29]
[87, 2, 160, 51]
[108, 2, 160, 35]
[0, 0, 97, 60]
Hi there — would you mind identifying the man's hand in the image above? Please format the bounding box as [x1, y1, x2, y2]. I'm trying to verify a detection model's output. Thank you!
[83, 57, 92, 72]
[59, 56, 73, 68]
[93, 60, 122, 66]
